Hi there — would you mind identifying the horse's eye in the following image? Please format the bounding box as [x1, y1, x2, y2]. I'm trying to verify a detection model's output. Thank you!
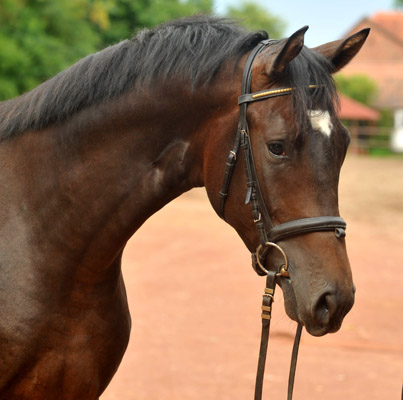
[268, 142, 286, 157]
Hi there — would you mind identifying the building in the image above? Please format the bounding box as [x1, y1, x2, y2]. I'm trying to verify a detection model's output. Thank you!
[338, 94, 381, 152]
[339, 11, 403, 151]
[339, 93, 380, 122]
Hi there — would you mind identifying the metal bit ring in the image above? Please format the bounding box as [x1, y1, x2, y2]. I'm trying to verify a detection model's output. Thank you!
[256, 242, 290, 277]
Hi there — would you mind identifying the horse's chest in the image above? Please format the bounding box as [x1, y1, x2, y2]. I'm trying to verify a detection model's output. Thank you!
[0, 266, 131, 399]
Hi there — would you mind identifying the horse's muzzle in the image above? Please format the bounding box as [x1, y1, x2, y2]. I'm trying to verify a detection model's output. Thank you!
[303, 286, 355, 336]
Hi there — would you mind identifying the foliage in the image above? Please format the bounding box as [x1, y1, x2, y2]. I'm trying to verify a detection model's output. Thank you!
[0, 0, 216, 100]
[0, 0, 103, 100]
[334, 74, 378, 106]
[226, 1, 286, 38]
[394, 0, 403, 7]
[0, 0, 286, 100]
[378, 108, 394, 128]
[336, 73, 394, 131]
[99, 0, 213, 46]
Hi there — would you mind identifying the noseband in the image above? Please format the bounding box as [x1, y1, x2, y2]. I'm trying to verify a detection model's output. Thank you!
[218, 39, 347, 400]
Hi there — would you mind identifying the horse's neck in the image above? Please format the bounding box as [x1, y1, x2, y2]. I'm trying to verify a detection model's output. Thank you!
[0, 84, 226, 270]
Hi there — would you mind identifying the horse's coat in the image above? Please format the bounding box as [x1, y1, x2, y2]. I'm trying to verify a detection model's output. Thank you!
[0, 16, 369, 399]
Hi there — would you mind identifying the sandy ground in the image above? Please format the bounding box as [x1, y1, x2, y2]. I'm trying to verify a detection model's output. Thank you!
[101, 154, 403, 400]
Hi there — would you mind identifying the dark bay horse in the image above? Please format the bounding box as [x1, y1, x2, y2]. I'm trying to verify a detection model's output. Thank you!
[0, 16, 368, 399]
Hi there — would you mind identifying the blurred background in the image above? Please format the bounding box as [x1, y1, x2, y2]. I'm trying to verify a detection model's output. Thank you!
[1, 0, 403, 154]
[1, 1, 402, 399]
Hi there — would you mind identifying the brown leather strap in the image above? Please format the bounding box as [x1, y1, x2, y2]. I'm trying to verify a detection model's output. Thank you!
[218, 135, 241, 218]
[218, 39, 274, 221]
[269, 216, 346, 242]
[287, 324, 303, 400]
[254, 272, 303, 400]
[254, 271, 277, 400]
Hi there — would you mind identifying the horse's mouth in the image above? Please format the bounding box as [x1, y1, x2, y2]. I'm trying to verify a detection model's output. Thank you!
[303, 316, 343, 337]
[279, 278, 351, 337]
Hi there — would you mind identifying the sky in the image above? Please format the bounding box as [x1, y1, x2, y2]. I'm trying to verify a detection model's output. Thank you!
[213, 0, 396, 46]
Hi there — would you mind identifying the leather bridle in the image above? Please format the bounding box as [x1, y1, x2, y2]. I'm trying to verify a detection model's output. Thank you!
[218, 39, 347, 400]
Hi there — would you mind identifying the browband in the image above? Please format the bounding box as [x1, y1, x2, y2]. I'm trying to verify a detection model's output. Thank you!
[238, 85, 324, 105]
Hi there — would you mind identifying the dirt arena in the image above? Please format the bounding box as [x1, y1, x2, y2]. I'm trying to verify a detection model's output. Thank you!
[101, 154, 403, 400]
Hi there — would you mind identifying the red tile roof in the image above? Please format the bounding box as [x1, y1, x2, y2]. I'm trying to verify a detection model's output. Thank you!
[339, 11, 403, 109]
[372, 12, 403, 43]
[338, 94, 380, 121]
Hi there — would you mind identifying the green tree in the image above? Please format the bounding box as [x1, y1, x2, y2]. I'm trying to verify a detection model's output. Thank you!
[0, 0, 105, 100]
[99, 0, 213, 46]
[0, 0, 214, 100]
[394, 0, 403, 7]
[335, 74, 378, 106]
[226, 1, 286, 37]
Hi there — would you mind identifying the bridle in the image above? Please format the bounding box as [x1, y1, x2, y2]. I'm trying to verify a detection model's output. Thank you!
[219, 37, 347, 400]
[218, 39, 347, 400]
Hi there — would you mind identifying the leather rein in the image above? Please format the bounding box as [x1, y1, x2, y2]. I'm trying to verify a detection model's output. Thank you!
[218, 39, 347, 400]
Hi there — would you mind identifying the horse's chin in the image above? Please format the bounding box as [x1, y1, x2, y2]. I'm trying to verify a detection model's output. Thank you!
[304, 320, 342, 337]
[280, 279, 343, 337]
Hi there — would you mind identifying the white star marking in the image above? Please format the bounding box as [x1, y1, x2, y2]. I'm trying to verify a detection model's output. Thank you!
[308, 110, 333, 137]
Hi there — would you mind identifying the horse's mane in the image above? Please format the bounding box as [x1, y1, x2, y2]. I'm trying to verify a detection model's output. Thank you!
[0, 15, 336, 139]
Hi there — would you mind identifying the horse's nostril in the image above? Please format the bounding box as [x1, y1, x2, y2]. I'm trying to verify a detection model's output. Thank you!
[307, 289, 354, 335]
[313, 292, 337, 325]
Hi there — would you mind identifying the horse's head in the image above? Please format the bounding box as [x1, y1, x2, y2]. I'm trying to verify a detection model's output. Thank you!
[204, 27, 369, 336]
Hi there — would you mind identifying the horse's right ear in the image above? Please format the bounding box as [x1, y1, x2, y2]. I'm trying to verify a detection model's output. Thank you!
[312, 28, 370, 73]
[263, 26, 309, 77]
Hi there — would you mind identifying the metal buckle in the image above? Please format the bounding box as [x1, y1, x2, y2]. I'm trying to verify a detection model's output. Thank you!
[255, 242, 290, 277]
[253, 213, 262, 223]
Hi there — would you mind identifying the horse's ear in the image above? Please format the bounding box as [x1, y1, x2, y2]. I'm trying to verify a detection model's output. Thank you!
[312, 28, 370, 73]
[264, 26, 309, 76]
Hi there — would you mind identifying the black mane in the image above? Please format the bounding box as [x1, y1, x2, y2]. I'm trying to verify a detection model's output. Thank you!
[0, 15, 336, 138]
[0, 16, 267, 138]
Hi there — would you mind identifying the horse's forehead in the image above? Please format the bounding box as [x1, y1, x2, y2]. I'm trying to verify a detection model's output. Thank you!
[308, 110, 333, 137]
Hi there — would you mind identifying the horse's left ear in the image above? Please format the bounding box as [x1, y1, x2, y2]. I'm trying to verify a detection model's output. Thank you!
[312, 28, 370, 73]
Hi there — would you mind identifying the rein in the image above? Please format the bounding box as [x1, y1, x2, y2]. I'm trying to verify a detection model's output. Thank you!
[218, 39, 347, 400]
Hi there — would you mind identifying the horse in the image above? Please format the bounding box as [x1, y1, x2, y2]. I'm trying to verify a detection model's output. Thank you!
[0, 16, 368, 399]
